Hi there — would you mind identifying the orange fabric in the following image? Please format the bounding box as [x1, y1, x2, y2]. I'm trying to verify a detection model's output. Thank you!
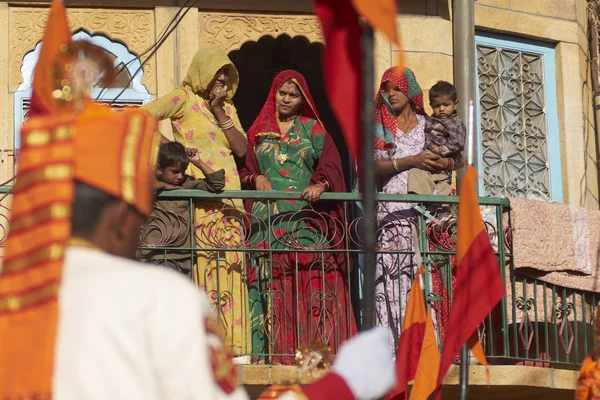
[577, 356, 600, 400]
[387, 267, 440, 400]
[73, 103, 158, 217]
[410, 307, 440, 400]
[455, 167, 487, 368]
[0, 3, 159, 398]
[29, 0, 71, 117]
[0, 117, 75, 399]
[456, 166, 486, 264]
[259, 385, 307, 399]
[351, 0, 403, 69]
[0, 106, 158, 399]
[434, 166, 506, 399]
[455, 166, 488, 368]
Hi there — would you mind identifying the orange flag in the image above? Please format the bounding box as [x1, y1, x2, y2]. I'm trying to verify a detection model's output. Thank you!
[351, 0, 404, 69]
[29, 0, 72, 117]
[314, 0, 402, 160]
[434, 166, 506, 398]
[386, 267, 440, 400]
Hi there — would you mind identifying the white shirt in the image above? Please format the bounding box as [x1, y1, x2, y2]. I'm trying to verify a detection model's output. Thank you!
[53, 246, 249, 400]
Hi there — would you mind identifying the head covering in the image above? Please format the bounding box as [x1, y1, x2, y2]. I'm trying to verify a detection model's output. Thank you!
[181, 45, 239, 101]
[247, 69, 323, 146]
[29, 0, 71, 117]
[374, 67, 425, 155]
[0, 2, 159, 398]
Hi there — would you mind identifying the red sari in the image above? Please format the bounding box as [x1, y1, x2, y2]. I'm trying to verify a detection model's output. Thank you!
[240, 70, 356, 364]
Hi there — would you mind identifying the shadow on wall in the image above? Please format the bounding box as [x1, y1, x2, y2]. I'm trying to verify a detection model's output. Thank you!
[228, 35, 352, 188]
[398, 0, 451, 20]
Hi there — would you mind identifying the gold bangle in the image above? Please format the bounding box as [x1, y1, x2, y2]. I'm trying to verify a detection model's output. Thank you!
[391, 158, 400, 172]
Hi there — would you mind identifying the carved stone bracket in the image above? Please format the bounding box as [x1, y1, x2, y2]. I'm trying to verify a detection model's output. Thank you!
[198, 12, 324, 53]
[9, 8, 155, 92]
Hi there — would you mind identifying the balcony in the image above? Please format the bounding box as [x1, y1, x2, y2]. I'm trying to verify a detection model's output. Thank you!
[0, 186, 586, 398]
[135, 190, 590, 398]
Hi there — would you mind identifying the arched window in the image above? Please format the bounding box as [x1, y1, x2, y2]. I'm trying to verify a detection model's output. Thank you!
[14, 30, 152, 151]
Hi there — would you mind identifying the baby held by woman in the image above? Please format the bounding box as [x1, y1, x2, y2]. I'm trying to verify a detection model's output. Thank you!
[408, 80, 466, 195]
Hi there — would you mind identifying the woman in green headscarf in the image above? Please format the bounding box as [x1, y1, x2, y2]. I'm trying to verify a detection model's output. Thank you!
[143, 45, 249, 358]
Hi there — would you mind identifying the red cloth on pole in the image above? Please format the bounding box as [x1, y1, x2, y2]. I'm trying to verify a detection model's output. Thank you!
[314, 0, 362, 160]
[434, 166, 506, 398]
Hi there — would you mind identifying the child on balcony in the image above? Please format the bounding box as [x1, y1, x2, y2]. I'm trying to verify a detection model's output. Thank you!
[139, 142, 225, 278]
[407, 80, 466, 195]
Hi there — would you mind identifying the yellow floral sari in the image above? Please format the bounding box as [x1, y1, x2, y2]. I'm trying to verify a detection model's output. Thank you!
[143, 45, 249, 356]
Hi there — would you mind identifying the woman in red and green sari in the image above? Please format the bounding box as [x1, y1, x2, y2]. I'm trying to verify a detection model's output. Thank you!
[240, 70, 356, 365]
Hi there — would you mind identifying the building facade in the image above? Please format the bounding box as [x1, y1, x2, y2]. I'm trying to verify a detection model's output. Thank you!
[0, 0, 594, 398]
[0, 0, 595, 208]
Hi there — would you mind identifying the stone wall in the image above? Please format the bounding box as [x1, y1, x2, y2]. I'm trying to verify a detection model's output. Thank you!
[371, 0, 597, 207]
[0, 1, 597, 208]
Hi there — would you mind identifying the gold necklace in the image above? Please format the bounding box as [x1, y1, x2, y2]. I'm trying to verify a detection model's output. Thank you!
[276, 132, 295, 165]
[278, 114, 296, 123]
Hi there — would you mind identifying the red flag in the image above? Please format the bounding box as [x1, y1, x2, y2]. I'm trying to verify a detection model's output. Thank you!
[434, 166, 506, 398]
[29, 0, 72, 117]
[314, 0, 402, 160]
[314, 0, 362, 159]
[386, 267, 440, 400]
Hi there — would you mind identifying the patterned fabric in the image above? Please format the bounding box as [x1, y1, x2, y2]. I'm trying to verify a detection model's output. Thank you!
[577, 356, 600, 400]
[247, 70, 322, 146]
[0, 104, 158, 400]
[374, 67, 425, 156]
[424, 112, 466, 157]
[142, 45, 249, 356]
[374, 114, 426, 354]
[241, 70, 355, 364]
[0, 11, 159, 395]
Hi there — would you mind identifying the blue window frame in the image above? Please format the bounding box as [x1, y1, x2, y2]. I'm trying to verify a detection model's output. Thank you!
[475, 32, 562, 202]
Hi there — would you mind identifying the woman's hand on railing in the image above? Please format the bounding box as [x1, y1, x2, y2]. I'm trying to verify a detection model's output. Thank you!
[255, 175, 273, 191]
[301, 184, 325, 203]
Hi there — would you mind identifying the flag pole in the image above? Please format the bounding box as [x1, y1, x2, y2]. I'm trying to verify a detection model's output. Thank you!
[359, 22, 376, 330]
[458, 100, 475, 400]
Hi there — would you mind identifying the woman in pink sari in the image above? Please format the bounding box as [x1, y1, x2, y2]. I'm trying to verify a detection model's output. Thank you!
[240, 70, 356, 364]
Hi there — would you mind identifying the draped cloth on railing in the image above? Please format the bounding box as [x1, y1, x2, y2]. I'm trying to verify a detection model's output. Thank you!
[509, 197, 600, 293]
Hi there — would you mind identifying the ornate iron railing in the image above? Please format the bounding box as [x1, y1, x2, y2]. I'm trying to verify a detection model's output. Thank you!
[135, 190, 597, 368]
[0, 186, 593, 367]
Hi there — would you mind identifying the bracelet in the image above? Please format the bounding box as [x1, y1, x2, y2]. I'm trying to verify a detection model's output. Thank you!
[446, 158, 454, 172]
[318, 179, 330, 191]
[315, 181, 327, 192]
[218, 117, 235, 130]
[251, 174, 263, 188]
[391, 158, 400, 172]
[243, 174, 257, 188]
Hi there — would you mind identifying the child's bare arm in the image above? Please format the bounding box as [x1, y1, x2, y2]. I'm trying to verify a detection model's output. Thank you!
[186, 147, 216, 175]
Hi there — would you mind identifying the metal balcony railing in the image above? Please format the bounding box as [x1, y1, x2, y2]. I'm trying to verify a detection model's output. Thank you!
[0, 186, 593, 368]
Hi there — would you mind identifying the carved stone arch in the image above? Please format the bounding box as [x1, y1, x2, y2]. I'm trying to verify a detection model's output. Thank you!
[17, 29, 150, 95]
[9, 7, 155, 92]
[198, 12, 324, 53]
[13, 29, 152, 151]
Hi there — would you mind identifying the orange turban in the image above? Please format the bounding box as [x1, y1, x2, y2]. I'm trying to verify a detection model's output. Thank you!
[0, 1, 159, 397]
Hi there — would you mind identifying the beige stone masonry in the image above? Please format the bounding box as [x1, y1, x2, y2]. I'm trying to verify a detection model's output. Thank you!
[198, 11, 323, 53]
[475, 3, 579, 44]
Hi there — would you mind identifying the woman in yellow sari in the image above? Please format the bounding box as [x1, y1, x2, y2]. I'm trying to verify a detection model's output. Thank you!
[143, 45, 249, 358]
